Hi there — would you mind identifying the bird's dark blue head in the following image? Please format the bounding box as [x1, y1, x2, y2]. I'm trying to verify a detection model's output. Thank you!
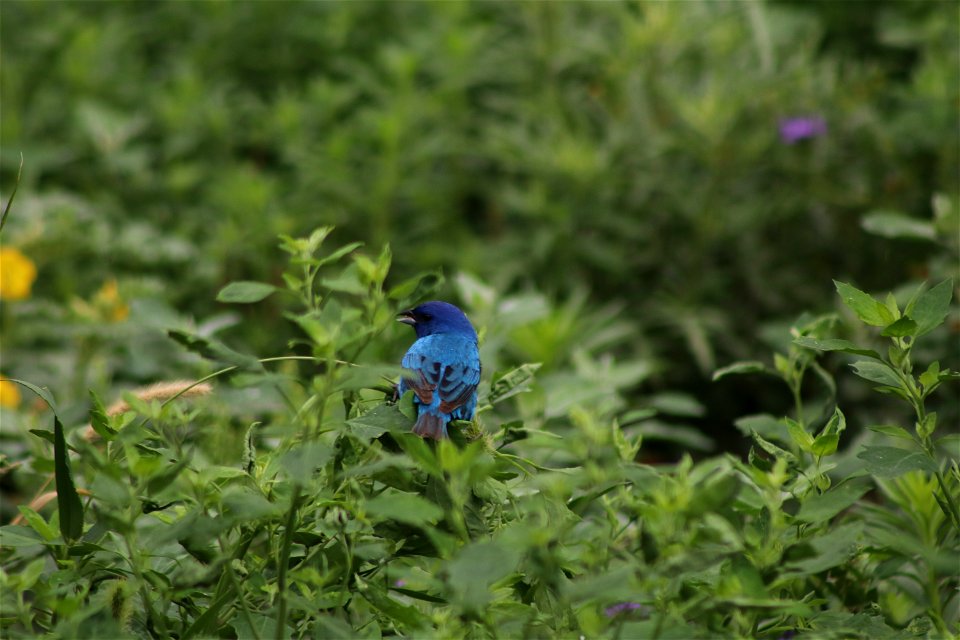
[398, 301, 477, 340]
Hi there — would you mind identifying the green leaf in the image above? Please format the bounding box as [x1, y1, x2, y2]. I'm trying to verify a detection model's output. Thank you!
[786, 521, 863, 575]
[834, 281, 895, 327]
[278, 442, 333, 484]
[810, 433, 839, 457]
[936, 434, 960, 461]
[145, 455, 192, 495]
[810, 611, 917, 640]
[216, 280, 278, 303]
[687, 473, 741, 516]
[4, 378, 58, 413]
[883, 292, 900, 320]
[317, 241, 364, 267]
[867, 424, 914, 441]
[919, 361, 940, 390]
[446, 540, 521, 611]
[88, 390, 115, 440]
[67, 542, 107, 557]
[232, 613, 278, 640]
[362, 581, 429, 631]
[347, 403, 411, 440]
[564, 564, 637, 602]
[909, 279, 953, 337]
[849, 360, 902, 388]
[916, 412, 936, 439]
[365, 489, 443, 527]
[634, 421, 714, 452]
[391, 587, 447, 604]
[376, 244, 392, 282]
[167, 329, 263, 371]
[792, 337, 881, 360]
[750, 430, 796, 464]
[182, 587, 237, 639]
[0, 525, 44, 548]
[16, 506, 59, 541]
[321, 262, 366, 294]
[858, 446, 938, 477]
[220, 486, 281, 523]
[773, 353, 792, 378]
[54, 416, 84, 542]
[648, 392, 705, 418]
[796, 479, 871, 522]
[712, 361, 769, 381]
[619, 408, 657, 425]
[395, 433, 443, 477]
[29, 428, 56, 445]
[784, 418, 813, 453]
[288, 310, 333, 348]
[748, 446, 773, 472]
[880, 317, 917, 338]
[312, 616, 359, 639]
[725, 556, 768, 599]
[486, 363, 541, 405]
[388, 270, 444, 304]
[279, 226, 333, 258]
[17, 558, 47, 591]
[818, 406, 847, 438]
[242, 422, 258, 475]
[861, 211, 937, 241]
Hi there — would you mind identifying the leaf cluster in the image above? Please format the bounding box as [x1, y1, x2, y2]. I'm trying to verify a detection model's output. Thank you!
[2, 233, 957, 639]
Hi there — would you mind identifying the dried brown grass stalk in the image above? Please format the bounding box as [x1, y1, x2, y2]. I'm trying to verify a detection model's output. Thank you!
[83, 380, 213, 441]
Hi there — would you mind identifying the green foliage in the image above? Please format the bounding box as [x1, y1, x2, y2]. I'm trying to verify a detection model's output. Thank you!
[2, 0, 956, 397]
[719, 276, 959, 637]
[2, 231, 958, 638]
[1, 2, 958, 637]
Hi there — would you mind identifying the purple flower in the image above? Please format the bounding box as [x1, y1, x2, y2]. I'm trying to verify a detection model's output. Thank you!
[779, 116, 827, 144]
[393, 579, 406, 588]
[604, 602, 644, 617]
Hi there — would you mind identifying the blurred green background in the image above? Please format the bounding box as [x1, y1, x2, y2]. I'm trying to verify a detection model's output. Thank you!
[2, 1, 957, 452]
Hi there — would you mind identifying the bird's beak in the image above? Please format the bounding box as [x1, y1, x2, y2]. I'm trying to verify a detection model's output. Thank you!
[397, 310, 416, 325]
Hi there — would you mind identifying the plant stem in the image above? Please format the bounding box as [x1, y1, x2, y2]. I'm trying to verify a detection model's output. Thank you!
[219, 535, 260, 640]
[933, 469, 960, 532]
[122, 532, 169, 639]
[925, 564, 949, 637]
[276, 484, 303, 640]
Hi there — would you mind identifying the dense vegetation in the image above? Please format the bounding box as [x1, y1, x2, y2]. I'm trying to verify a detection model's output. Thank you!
[1, 2, 957, 638]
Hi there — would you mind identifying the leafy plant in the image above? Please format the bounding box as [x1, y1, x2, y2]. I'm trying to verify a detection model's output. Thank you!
[3, 229, 957, 638]
[718, 277, 959, 636]
[1, 3, 957, 636]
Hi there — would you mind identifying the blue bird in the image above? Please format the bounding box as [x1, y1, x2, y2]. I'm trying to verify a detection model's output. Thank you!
[397, 301, 481, 440]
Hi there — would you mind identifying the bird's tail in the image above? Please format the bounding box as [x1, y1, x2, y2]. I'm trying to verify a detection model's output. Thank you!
[412, 413, 447, 440]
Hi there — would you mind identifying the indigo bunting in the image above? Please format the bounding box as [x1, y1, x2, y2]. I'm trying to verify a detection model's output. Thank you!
[397, 301, 480, 440]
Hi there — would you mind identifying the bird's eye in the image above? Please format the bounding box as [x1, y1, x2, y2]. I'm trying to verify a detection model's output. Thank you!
[421, 313, 433, 321]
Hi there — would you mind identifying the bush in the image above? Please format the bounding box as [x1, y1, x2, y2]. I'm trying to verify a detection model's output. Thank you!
[1, 231, 957, 638]
[1, 3, 958, 637]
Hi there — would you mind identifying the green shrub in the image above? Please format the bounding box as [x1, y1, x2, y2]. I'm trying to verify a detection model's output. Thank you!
[2, 231, 956, 638]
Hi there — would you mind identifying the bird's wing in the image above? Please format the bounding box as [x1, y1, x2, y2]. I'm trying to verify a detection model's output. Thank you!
[400, 352, 436, 406]
[401, 336, 479, 413]
[437, 362, 480, 414]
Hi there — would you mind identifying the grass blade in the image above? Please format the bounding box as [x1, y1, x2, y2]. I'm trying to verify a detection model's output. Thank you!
[54, 416, 84, 542]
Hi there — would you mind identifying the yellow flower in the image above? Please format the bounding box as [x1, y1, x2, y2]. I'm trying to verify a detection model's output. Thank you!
[0, 378, 21, 409]
[0, 247, 37, 300]
[94, 279, 130, 322]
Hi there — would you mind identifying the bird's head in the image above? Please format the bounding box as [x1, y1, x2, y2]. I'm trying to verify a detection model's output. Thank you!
[397, 301, 477, 339]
